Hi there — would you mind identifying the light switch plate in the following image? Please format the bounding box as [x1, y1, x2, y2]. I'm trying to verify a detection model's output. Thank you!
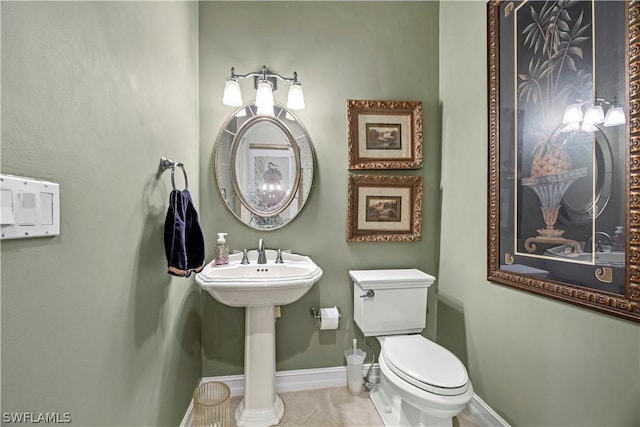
[1, 188, 14, 225]
[0, 174, 60, 239]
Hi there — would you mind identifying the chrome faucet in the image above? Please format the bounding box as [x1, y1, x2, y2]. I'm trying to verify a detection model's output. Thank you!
[585, 232, 613, 253]
[257, 239, 267, 264]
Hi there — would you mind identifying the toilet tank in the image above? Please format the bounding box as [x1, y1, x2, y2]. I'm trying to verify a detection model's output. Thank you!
[350, 269, 435, 337]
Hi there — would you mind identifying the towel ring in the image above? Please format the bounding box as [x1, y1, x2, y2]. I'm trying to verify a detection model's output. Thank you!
[171, 163, 188, 191]
[158, 157, 189, 191]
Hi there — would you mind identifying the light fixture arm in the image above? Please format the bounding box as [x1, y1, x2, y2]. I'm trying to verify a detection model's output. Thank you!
[568, 96, 618, 107]
[593, 96, 622, 108]
[228, 65, 300, 88]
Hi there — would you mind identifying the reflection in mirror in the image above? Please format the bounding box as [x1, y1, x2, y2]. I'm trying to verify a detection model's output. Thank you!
[558, 128, 614, 227]
[230, 115, 300, 217]
[214, 103, 315, 230]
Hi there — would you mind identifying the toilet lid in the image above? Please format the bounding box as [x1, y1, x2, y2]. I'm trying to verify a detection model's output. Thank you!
[382, 335, 469, 396]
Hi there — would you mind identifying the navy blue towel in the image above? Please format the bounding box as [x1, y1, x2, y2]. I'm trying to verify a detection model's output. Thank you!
[164, 189, 205, 277]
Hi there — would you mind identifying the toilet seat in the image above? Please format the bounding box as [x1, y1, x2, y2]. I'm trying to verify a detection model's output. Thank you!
[382, 335, 469, 396]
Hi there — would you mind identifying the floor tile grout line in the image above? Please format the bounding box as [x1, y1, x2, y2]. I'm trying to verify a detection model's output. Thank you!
[299, 408, 319, 426]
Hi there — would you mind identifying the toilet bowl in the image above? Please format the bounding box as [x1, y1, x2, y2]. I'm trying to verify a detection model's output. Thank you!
[371, 335, 473, 427]
[349, 269, 473, 427]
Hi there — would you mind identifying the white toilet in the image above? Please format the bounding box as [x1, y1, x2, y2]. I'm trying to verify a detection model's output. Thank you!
[350, 269, 473, 427]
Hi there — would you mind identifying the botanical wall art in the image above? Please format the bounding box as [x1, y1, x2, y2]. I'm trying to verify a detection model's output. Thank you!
[347, 100, 423, 169]
[487, 0, 640, 322]
[347, 175, 422, 242]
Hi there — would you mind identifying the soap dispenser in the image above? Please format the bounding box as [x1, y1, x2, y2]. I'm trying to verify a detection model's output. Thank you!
[612, 226, 625, 252]
[214, 233, 229, 265]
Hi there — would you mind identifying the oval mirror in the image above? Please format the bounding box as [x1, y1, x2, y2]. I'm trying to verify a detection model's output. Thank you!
[213, 103, 316, 230]
[558, 128, 614, 226]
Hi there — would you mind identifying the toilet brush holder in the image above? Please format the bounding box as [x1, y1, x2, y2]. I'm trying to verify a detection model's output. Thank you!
[344, 343, 366, 394]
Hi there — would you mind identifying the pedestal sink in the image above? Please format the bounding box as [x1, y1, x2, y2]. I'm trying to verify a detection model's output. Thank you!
[195, 249, 323, 427]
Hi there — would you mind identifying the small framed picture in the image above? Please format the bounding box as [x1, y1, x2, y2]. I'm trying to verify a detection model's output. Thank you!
[347, 174, 423, 242]
[347, 100, 423, 169]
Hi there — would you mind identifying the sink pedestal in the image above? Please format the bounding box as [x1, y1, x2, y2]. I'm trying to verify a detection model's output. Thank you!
[195, 250, 323, 426]
[235, 305, 284, 427]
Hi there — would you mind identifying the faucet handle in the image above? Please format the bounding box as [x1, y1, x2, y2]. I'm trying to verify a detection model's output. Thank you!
[241, 249, 250, 265]
[275, 249, 284, 264]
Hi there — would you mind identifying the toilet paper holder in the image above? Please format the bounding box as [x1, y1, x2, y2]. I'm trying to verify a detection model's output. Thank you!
[310, 306, 341, 320]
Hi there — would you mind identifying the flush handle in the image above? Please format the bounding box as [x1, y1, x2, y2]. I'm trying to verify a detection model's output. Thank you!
[360, 290, 375, 298]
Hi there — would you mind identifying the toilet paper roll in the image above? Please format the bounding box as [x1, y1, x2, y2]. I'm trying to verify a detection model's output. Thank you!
[319, 307, 340, 330]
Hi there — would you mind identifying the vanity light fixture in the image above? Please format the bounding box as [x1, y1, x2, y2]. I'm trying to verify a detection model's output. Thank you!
[581, 104, 605, 131]
[222, 65, 305, 115]
[602, 104, 626, 127]
[255, 79, 275, 115]
[561, 103, 584, 126]
[562, 97, 626, 132]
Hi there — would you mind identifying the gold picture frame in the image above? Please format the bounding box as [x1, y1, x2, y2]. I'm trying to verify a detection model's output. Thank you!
[487, 0, 640, 323]
[346, 175, 422, 242]
[347, 100, 423, 169]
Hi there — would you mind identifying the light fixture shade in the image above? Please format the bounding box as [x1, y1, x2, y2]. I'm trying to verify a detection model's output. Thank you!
[581, 121, 597, 132]
[287, 82, 305, 110]
[255, 80, 275, 115]
[562, 103, 583, 124]
[582, 105, 605, 127]
[222, 79, 243, 107]
[562, 122, 581, 132]
[603, 106, 626, 127]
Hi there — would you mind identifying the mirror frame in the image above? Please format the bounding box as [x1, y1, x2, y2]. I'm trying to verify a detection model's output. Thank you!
[213, 102, 316, 231]
[557, 130, 614, 227]
[487, 0, 640, 322]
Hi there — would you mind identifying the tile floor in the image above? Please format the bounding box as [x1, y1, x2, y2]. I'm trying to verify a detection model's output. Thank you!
[228, 387, 481, 427]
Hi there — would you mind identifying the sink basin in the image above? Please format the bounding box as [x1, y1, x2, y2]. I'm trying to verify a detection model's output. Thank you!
[196, 249, 323, 307]
[545, 244, 625, 266]
[543, 244, 625, 294]
[195, 248, 322, 427]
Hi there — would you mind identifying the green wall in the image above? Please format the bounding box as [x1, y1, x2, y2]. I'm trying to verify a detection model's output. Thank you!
[198, 1, 441, 375]
[438, 2, 640, 426]
[1, 2, 201, 425]
[3, 2, 638, 426]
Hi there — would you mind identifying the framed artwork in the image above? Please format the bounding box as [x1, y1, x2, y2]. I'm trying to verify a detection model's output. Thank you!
[347, 100, 423, 169]
[347, 174, 422, 242]
[487, 0, 640, 322]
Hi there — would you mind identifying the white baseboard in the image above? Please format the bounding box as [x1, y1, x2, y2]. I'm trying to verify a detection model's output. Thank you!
[468, 393, 511, 427]
[200, 365, 361, 398]
[180, 365, 508, 427]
